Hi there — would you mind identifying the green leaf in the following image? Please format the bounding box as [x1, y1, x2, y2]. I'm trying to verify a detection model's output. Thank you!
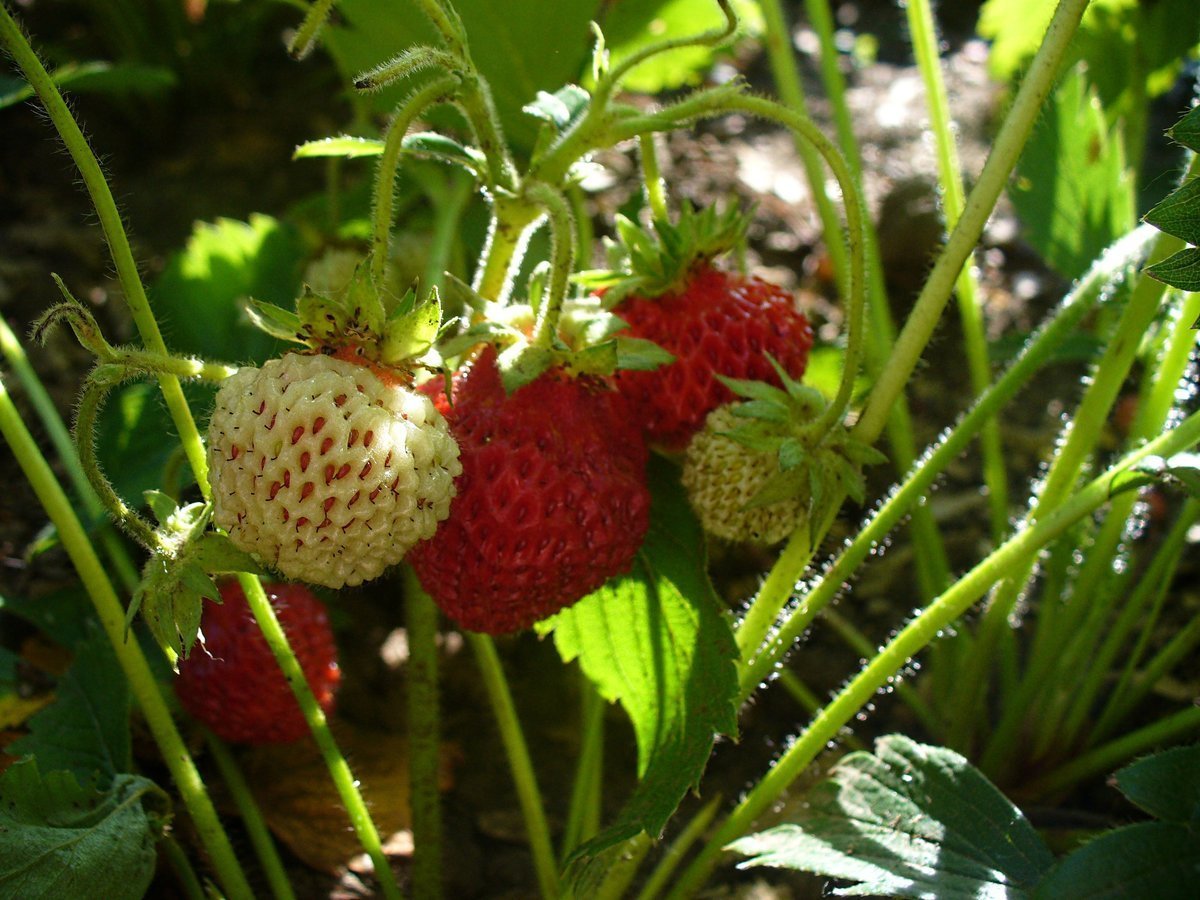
[0, 62, 175, 110]
[0, 761, 164, 900]
[730, 734, 1055, 898]
[1145, 177, 1200, 246]
[151, 214, 304, 363]
[543, 458, 738, 859]
[324, 0, 603, 153]
[245, 299, 304, 343]
[7, 628, 130, 786]
[1136, 452, 1200, 499]
[0, 587, 94, 648]
[1168, 105, 1200, 154]
[1114, 744, 1200, 823]
[614, 336, 674, 371]
[523, 84, 589, 129]
[1146, 246, 1200, 293]
[294, 135, 386, 159]
[600, 0, 762, 94]
[401, 132, 487, 175]
[1033, 822, 1199, 900]
[1010, 65, 1135, 280]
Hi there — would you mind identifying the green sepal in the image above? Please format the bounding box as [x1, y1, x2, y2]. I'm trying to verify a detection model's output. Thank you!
[143, 490, 179, 527]
[440, 272, 490, 316]
[381, 286, 442, 364]
[497, 340, 559, 393]
[581, 202, 753, 306]
[614, 336, 674, 371]
[565, 341, 620, 377]
[778, 438, 807, 471]
[245, 299, 305, 344]
[745, 465, 808, 510]
[437, 319, 524, 360]
[296, 286, 353, 347]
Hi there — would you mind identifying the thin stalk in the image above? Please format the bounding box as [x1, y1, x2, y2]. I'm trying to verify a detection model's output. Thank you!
[776, 670, 866, 752]
[0, 382, 254, 900]
[1022, 705, 1200, 800]
[472, 197, 543, 302]
[738, 224, 1157, 701]
[161, 834, 208, 900]
[205, 732, 298, 900]
[404, 567, 445, 899]
[665, 409, 1200, 898]
[1094, 607, 1200, 743]
[635, 795, 723, 900]
[0, 315, 139, 591]
[904, 0, 1010, 542]
[1056, 499, 1199, 752]
[0, 5, 209, 490]
[235, 573, 402, 900]
[561, 673, 606, 862]
[527, 183, 575, 348]
[856, 0, 1092, 443]
[467, 633, 559, 900]
[371, 76, 461, 287]
[757, 0, 850, 290]
[975, 236, 1182, 771]
[802, 0, 955, 602]
[639, 133, 669, 222]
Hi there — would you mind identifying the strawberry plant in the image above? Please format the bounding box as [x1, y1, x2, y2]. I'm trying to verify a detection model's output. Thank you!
[2, 0, 1200, 898]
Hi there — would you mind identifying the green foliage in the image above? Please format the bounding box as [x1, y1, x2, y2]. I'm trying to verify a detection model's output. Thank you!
[7, 629, 131, 786]
[599, 0, 762, 93]
[980, 0, 1200, 116]
[0, 61, 174, 109]
[1146, 106, 1200, 292]
[1010, 65, 1135, 280]
[323, 0, 603, 153]
[730, 735, 1054, 898]
[151, 214, 303, 364]
[0, 761, 165, 900]
[732, 738, 1200, 900]
[541, 457, 738, 855]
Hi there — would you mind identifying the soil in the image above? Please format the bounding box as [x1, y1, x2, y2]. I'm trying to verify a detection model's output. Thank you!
[2, 1, 1197, 898]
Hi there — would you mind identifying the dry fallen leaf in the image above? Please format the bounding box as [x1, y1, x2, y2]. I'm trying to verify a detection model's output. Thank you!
[235, 720, 456, 874]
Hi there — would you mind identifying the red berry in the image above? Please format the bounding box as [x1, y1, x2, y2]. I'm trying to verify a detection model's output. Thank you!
[611, 265, 814, 451]
[175, 581, 340, 744]
[409, 347, 651, 635]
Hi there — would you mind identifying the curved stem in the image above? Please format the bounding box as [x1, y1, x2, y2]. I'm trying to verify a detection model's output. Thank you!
[235, 573, 402, 899]
[737, 224, 1157, 700]
[467, 633, 559, 900]
[668, 408, 1200, 898]
[526, 183, 575, 348]
[404, 566, 445, 899]
[904, 0, 1010, 543]
[0, 5, 210, 493]
[473, 196, 543, 303]
[371, 75, 461, 287]
[287, 0, 338, 59]
[0, 382, 254, 900]
[205, 731, 297, 900]
[639, 133, 669, 222]
[856, 0, 1091, 445]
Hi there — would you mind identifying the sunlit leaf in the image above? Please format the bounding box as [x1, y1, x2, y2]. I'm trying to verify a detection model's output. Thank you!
[1113, 744, 1200, 823]
[543, 457, 738, 860]
[731, 734, 1054, 898]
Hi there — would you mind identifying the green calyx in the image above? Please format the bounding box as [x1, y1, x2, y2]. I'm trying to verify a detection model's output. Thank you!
[576, 201, 752, 306]
[715, 358, 886, 516]
[247, 259, 451, 369]
[130, 492, 260, 660]
[439, 294, 674, 394]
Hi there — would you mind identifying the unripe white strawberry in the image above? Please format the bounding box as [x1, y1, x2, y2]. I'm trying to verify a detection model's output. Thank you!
[207, 351, 461, 588]
[682, 404, 804, 545]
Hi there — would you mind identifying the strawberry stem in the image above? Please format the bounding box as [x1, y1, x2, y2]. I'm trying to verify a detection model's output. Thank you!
[527, 183, 576, 348]
[0, 380, 256, 900]
[236, 572, 404, 900]
[468, 633, 560, 899]
[370, 75, 462, 288]
[404, 566, 446, 898]
[638, 133, 670, 222]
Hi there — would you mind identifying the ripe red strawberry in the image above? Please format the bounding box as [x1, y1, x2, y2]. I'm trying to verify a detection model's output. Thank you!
[611, 265, 813, 451]
[175, 581, 340, 744]
[207, 351, 462, 589]
[408, 346, 651, 635]
[587, 204, 813, 452]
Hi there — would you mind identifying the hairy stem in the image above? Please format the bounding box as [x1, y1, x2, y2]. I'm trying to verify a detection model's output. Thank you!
[0, 381, 254, 900]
